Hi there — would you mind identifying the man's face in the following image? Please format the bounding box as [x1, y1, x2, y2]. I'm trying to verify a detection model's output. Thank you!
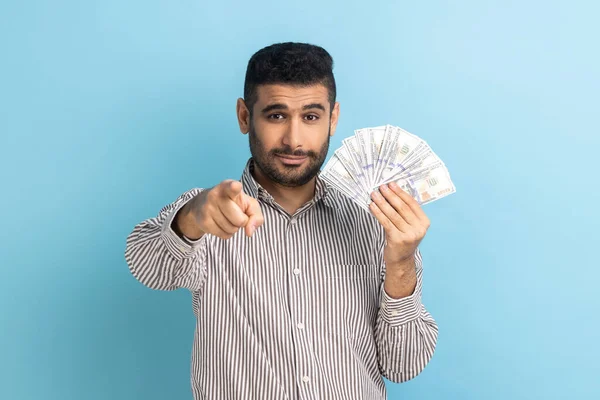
[241, 84, 339, 187]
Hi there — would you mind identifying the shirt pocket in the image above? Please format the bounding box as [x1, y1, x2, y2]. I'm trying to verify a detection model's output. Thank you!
[321, 264, 381, 340]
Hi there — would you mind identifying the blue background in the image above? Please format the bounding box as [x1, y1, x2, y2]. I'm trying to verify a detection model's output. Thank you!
[1, 1, 598, 399]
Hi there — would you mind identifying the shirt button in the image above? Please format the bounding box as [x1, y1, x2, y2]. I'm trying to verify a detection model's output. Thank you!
[297, 322, 304, 330]
[293, 268, 301, 275]
[302, 376, 310, 383]
[290, 218, 297, 225]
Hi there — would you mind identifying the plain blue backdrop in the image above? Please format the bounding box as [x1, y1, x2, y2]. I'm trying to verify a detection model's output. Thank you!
[1, 1, 598, 399]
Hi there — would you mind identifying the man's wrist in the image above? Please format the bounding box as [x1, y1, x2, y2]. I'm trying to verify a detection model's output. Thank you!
[173, 197, 205, 240]
[384, 258, 417, 299]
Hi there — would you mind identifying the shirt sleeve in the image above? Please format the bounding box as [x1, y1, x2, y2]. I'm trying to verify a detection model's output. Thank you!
[375, 248, 439, 383]
[124, 188, 209, 292]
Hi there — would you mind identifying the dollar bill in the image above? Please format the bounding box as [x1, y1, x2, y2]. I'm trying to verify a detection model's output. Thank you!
[334, 146, 370, 193]
[354, 128, 376, 187]
[320, 155, 370, 209]
[368, 125, 389, 184]
[342, 136, 371, 189]
[378, 127, 424, 184]
[382, 147, 442, 183]
[373, 161, 455, 205]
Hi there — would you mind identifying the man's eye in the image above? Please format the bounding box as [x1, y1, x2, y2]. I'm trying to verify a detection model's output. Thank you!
[305, 115, 319, 121]
[268, 114, 285, 120]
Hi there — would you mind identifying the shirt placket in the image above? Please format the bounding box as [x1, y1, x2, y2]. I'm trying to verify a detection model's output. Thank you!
[285, 207, 321, 400]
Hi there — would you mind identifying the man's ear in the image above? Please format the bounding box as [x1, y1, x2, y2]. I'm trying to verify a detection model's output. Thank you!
[329, 102, 340, 137]
[237, 98, 251, 134]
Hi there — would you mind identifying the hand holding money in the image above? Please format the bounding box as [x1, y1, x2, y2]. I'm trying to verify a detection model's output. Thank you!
[175, 180, 264, 240]
[370, 181, 430, 265]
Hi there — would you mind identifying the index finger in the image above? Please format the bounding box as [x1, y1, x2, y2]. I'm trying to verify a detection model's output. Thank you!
[222, 180, 244, 201]
[244, 196, 264, 225]
[243, 196, 264, 236]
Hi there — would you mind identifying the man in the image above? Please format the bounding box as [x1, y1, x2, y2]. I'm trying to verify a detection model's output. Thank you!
[125, 42, 438, 400]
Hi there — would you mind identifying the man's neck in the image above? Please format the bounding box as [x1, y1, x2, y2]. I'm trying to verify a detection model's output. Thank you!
[252, 163, 316, 215]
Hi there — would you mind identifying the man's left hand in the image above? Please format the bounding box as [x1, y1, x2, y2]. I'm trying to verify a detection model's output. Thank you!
[369, 182, 431, 297]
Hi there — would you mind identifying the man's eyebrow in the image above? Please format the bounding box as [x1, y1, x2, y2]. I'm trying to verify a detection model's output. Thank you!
[302, 103, 326, 112]
[261, 103, 288, 114]
[260, 103, 327, 114]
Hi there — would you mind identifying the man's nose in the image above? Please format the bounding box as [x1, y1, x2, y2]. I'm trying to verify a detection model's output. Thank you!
[281, 118, 302, 150]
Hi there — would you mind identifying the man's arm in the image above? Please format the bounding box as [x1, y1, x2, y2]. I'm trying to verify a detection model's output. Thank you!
[124, 188, 210, 291]
[374, 249, 438, 382]
[368, 182, 439, 381]
[124, 180, 264, 292]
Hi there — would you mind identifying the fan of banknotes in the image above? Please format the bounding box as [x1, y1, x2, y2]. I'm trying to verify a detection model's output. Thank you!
[320, 125, 456, 212]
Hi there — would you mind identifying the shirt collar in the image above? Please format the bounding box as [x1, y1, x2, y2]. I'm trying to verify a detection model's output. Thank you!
[240, 158, 334, 208]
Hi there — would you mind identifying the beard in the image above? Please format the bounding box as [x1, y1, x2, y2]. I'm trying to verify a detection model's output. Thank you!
[248, 122, 330, 187]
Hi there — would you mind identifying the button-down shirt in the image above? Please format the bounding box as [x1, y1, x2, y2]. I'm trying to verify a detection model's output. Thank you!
[125, 159, 438, 400]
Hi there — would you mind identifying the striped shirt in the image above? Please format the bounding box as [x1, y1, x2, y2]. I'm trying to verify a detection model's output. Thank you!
[124, 159, 438, 400]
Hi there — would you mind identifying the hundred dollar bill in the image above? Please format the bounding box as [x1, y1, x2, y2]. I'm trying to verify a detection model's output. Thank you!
[320, 155, 370, 209]
[381, 159, 444, 184]
[320, 167, 365, 202]
[378, 126, 424, 184]
[375, 126, 395, 181]
[373, 162, 456, 205]
[366, 128, 378, 183]
[322, 175, 369, 211]
[367, 125, 390, 185]
[382, 147, 442, 183]
[342, 136, 371, 189]
[334, 146, 370, 193]
[354, 128, 376, 187]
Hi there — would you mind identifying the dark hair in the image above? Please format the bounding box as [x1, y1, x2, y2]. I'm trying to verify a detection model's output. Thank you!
[243, 42, 336, 115]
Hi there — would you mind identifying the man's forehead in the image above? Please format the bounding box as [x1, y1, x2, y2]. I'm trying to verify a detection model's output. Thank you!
[255, 83, 329, 106]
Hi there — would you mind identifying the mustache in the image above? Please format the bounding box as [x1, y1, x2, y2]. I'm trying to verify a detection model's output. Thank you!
[270, 148, 317, 158]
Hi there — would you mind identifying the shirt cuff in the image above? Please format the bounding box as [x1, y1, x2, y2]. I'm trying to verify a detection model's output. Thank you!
[160, 197, 207, 260]
[378, 267, 423, 326]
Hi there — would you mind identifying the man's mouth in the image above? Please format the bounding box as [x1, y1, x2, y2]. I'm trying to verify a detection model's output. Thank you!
[275, 154, 308, 165]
